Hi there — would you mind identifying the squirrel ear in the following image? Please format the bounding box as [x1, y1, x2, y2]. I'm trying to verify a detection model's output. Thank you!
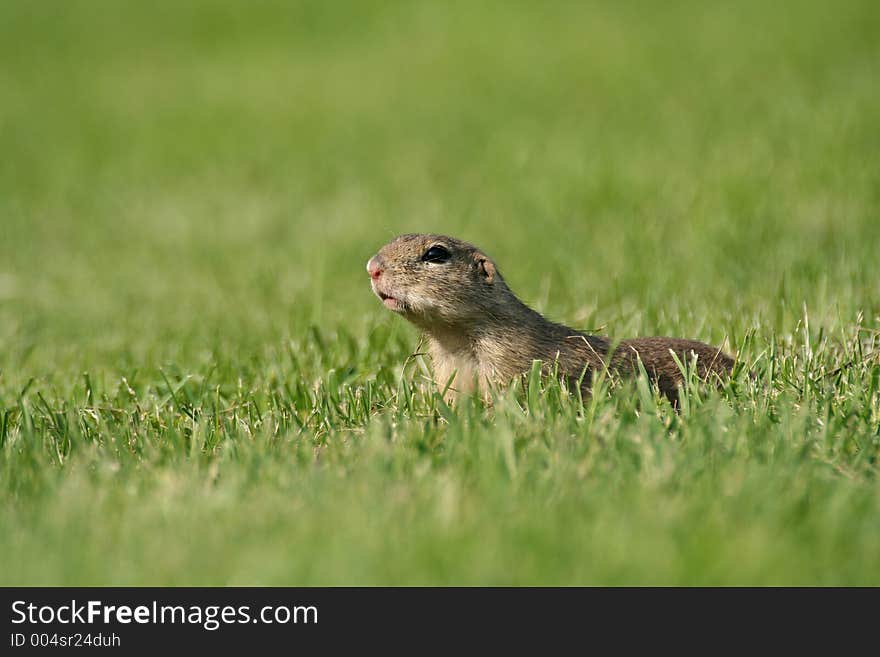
[475, 253, 496, 283]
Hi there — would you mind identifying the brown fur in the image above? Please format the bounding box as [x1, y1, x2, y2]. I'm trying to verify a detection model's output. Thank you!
[367, 234, 734, 404]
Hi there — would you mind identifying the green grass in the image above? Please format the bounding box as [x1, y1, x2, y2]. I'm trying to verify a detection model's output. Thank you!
[1, 0, 879, 585]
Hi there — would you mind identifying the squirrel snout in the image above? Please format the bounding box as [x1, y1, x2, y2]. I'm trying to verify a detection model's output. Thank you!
[366, 256, 384, 280]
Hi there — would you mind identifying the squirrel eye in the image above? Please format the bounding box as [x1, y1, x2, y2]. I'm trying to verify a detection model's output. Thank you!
[421, 245, 451, 263]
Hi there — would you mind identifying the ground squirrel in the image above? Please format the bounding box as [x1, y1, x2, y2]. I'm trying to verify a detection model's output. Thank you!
[367, 233, 734, 404]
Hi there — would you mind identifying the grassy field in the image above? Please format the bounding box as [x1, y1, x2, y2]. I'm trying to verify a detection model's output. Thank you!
[1, 0, 879, 585]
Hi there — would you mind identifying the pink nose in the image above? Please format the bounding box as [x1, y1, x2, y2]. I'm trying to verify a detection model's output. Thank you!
[366, 256, 383, 280]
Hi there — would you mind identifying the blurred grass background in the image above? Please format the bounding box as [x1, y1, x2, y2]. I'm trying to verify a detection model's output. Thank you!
[1, 0, 879, 584]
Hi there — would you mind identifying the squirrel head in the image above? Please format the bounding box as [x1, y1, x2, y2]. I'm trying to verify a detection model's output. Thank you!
[366, 233, 506, 330]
